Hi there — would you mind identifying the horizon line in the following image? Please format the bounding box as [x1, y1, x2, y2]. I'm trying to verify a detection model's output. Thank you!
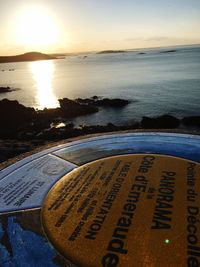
[1, 42, 200, 57]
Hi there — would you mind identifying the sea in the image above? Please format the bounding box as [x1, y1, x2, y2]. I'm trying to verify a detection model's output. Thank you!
[0, 45, 200, 126]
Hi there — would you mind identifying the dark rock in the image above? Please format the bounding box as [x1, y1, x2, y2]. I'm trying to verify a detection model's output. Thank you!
[97, 50, 126, 54]
[0, 87, 19, 93]
[141, 115, 180, 129]
[75, 96, 129, 108]
[0, 87, 12, 93]
[0, 97, 129, 139]
[94, 98, 129, 107]
[182, 116, 200, 127]
[138, 52, 146, 55]
[0, 142, 31, 163]
[0, 99, 35, 133]
[17, 128, 41, 140]
[32, 108, 61, 131]
[65, 123, 74, 129]
[160, 50, 177, 54]
[37, 126, 82, 140]
[79, 122, 139, 135]
[31, 139, 45, 146]
[59, 98, 98, 118]
[75, 98, 94, 105]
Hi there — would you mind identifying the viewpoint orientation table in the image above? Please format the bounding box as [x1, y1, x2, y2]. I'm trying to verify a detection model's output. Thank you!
[0, 132, 200, 267]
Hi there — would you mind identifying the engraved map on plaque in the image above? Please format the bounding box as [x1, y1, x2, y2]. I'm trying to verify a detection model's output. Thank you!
[42, 154, 200, 267]
[0, 133, 200, 266]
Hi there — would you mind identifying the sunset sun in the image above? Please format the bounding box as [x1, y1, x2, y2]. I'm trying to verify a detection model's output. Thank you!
[15, 7, 59, 49]
[0, 0, 200, 266]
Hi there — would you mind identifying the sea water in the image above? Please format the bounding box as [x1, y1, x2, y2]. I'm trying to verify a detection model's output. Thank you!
[0, 45, 200, 126]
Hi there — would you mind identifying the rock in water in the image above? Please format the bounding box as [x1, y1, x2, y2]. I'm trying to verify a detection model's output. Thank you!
[141, 115, 180, 129]
[59, 98, 98, 118]
[0, 99, 35, 130]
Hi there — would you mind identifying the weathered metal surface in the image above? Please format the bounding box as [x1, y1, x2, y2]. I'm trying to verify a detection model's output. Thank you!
[1, 133, 200, 213]
[53, 132, 200, 165]
[0, 155, 76, 213]
[42, 154, 200, 267]
[0, 132, 199, 266]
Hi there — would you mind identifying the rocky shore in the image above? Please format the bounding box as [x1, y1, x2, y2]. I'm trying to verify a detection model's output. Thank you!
[0, 97, 200, 163]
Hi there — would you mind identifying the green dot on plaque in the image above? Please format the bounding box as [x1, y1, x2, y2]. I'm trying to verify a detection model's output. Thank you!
[165, 239, 170, 244]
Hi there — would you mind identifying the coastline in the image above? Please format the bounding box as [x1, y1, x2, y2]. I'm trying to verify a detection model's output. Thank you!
[1, 97, 200, 134]
[1, 46, 199, 125]
[0, 96, 200, 164]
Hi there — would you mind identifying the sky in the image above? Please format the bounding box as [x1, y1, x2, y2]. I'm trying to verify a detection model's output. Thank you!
[0, 0, 200, 55]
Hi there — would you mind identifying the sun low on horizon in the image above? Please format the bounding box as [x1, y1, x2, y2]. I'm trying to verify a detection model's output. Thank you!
[15, 6, 61, 53]
[0, 0, 199, 56]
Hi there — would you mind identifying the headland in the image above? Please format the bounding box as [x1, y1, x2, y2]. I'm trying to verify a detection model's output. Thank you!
[0, 52, 56, 63]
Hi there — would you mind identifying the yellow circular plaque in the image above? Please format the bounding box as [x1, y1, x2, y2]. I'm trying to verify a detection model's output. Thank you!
[41, 154, 200, 267]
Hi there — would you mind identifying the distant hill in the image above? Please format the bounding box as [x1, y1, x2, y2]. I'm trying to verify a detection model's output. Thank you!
[0, 52, 56, 63]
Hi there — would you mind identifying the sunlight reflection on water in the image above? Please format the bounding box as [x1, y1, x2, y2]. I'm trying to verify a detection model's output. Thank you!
[30, 61, 58, 109]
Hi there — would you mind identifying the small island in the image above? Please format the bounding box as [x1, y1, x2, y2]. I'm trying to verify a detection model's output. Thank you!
[97, 50, 126, 54]
[0, 87, 14, 93]
[160, 50, 177, 54]
[0, 52, 56, 64]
